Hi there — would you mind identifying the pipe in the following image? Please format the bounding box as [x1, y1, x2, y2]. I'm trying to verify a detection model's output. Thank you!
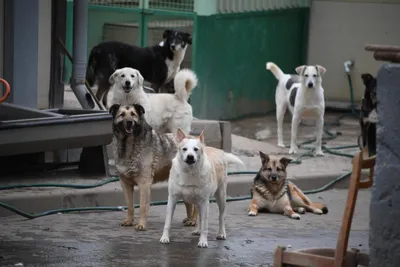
[71, 0, 95, 109]
[343, 60, 356, 114]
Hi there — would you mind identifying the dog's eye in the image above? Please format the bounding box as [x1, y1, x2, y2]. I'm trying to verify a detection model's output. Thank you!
[313, 74, 317, 77]
[305, 74, 309, 77]
[121, 74, 125, 78]
[267, 167, 272, 171]
[131, 112, 135, 116]
[131, 75, 135, 78]
[120, 112, 126, 117]
[183, 148, 187, 151]
[194, 147, 198, 152]
[277, 167, 282, 172]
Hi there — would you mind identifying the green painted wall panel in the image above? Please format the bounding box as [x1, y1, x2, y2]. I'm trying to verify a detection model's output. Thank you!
[191, 8, 310, 120]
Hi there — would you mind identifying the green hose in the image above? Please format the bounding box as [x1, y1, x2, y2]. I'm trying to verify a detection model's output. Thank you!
[0, 113, 359, 220]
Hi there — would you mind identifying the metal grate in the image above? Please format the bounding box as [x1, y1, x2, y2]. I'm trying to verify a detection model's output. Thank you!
[89, 0, 140, 8]
[216, 0, 310, 13]
[149, 0, 194, 12]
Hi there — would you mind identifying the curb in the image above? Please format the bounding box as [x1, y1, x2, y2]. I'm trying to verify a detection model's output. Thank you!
[0, 172, 355, 218]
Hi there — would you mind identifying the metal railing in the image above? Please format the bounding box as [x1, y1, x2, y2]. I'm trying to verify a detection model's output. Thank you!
[216, 0, 310, 13]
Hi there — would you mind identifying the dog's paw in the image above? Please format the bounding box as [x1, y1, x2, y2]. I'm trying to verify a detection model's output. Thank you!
[192, 229, 201, 236]
[183, 220, 196, 227]
[313, 208, 323, 215]
[248, 211, 257, 216]
[216, 233, 227, 240]
[182, 217, 189, 223]
[290, 213, 301, 220]
[297, 207, 306, 214]
[289, 146, 298, 155]
[134, 224, 147, 231]
[277, 142, 286, 148]
[315, 149, 324, 156]
[197, 238, 208, 248]
[120, 218, 134, 227]
[159, 236, 170, 244]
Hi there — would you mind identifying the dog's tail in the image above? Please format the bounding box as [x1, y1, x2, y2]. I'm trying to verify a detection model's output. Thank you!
[266, 62, 285, 81]
[174, 69, 198, 102]
[223, 152, 245, 168]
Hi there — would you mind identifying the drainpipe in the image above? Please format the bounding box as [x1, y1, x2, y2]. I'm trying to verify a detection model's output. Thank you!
[71, 0, 94, 109]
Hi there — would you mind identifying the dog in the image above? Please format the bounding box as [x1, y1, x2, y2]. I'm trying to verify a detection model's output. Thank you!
[248, 152, 328, 219]
[110, 103, 198, 231]
[107, 67, 197, 134]
[359, 73, 377, 156]
[266, 62, 327, 156]
[86, 29, 192, 104]
[159, 129, 245, 248]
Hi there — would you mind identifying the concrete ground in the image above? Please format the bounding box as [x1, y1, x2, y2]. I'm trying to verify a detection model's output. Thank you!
[0, 189, 370, 267]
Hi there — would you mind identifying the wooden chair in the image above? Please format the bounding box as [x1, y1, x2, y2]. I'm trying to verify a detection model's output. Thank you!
[273, 148, 375, 267]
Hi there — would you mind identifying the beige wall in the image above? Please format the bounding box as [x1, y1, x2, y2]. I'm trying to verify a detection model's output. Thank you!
[37, 0, 52, 109]
[307, 0, 400, 103]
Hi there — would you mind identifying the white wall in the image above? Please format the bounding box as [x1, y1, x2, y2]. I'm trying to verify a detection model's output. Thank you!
[307, 0, 400, 104]
[37, 0, 52, 109]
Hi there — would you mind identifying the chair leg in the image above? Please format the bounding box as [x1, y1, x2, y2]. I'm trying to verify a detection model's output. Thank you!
[333, 152, 362, 267]
[273, 246, 285, 267]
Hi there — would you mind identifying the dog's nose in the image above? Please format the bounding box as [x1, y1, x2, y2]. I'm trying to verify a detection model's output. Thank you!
[170, 44, 176, 50]
[126, 121, 133, 128]
[270, 174, 278, 181]
[186, 154, 194, 161]
[307, 82, 314, 88]
[125, 80, 131, 86]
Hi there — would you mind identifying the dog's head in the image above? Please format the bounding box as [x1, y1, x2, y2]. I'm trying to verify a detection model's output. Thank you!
[258, 152, 292, 183]
[361, 73, 377, 106]
[162, 29, 192, 53]
[109, 103, 146, 136]
[295, 65, 326, 89]
[109, 67, 144, 93]
[175, 128, 205, 166]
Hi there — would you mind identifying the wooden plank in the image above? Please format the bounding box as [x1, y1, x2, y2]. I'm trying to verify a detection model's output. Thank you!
[365, 44, 400, 52]
[282, 251, 335, 266]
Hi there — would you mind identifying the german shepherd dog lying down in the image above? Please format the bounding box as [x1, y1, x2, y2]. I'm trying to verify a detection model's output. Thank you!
[110, 103, 197, 231]
[248, 152, 328, 220]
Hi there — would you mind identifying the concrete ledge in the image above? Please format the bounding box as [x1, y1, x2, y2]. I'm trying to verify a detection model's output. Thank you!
[0, 171, 356, 217]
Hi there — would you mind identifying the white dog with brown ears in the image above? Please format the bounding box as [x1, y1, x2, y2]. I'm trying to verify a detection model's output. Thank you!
[266, 62, 327, 156]
[159, 129, 245, 248]
[106, 67, 198, 134]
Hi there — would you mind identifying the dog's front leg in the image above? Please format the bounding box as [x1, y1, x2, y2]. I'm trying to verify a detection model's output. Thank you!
[314, 112, 324, 156]
[120, 177, 135, 227]
[194, 200, 210, 248]
[160, 195, 178, 244]
[284, 202, 300, 220]
[289, 111, 301, 154]
[276, 103, 288, 148]
[136, 181, 152, 231]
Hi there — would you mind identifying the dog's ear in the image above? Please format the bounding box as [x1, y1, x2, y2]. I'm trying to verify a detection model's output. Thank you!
[279, 157, 292, 169]
[184, 33, 192, 45]
[133, 104, 145, 117]
[109, 69, 120, 85]
[295, 65, 307, 75]
[316, 65, 326, 76]
[361, 73, 374, 87]
[135, 69, 144, 86]
[109, 104, 120, 118]
[259, 151, 270, 165]
[176, 128, 186, 143]
[198, 130, 205, 144]
[162, 29, 172, 39]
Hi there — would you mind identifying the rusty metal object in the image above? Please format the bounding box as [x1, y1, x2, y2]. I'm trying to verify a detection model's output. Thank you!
[365, 44, 400, 63]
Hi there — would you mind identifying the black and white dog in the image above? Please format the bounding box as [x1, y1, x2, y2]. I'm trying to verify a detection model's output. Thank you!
[85, 29, 192, 106]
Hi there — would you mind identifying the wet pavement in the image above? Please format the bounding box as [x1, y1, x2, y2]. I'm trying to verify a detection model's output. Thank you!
[0, 189, 370, 267]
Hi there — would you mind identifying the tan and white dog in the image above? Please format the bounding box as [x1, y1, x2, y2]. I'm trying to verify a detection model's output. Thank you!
[266, 62, 327, 156]
[106, 67, 198, 134]
[159, 129, 244, 248]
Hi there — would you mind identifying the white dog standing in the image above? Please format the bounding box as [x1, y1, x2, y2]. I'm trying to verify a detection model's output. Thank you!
[266, 62, 327, 156]
[106, 67, 198, 134]
[159, 129, 244, 248]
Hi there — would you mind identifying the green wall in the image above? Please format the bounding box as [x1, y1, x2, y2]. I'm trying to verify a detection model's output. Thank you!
[191, 8, 309, 120]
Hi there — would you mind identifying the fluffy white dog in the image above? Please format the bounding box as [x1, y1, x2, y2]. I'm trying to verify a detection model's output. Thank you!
[106, 67, 198, 134]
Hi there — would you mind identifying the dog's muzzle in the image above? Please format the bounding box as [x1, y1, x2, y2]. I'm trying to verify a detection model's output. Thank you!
[124, 121, 134, 134]
[270, 174, 279, 182]
[185, 154, 196, 165]
[307, 82, 314, 88]
[123, 81, 133, 93]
